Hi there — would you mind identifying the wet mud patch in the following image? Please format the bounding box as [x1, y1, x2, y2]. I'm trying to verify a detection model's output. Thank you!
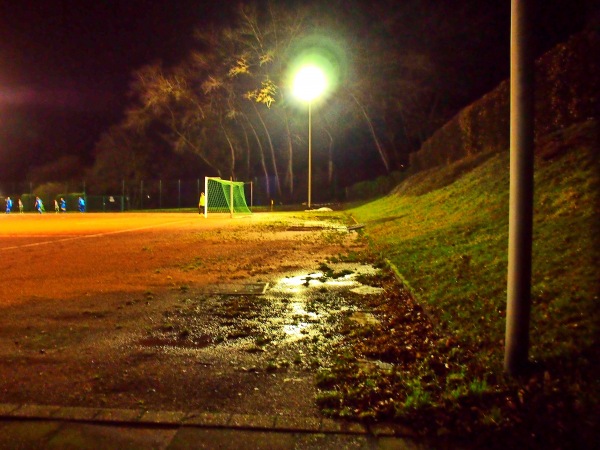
[196, 283, 269, 295]
[140, 262, 388, 373]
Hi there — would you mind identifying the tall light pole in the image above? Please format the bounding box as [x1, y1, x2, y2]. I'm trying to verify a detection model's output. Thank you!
[505, 0, 535, 376]
[293, 65, 327, 209]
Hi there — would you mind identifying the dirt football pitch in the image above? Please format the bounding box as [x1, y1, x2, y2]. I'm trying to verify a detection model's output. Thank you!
[0, 211, 364, 416]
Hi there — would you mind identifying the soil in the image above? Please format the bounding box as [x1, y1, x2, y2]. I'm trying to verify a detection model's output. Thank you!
[0, 212, 367, 418]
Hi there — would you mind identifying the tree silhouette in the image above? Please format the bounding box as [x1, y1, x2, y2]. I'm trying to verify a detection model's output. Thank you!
[91, 0, 490, 202]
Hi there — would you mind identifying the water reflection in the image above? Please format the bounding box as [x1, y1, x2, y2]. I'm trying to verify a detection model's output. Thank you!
[281, 301, 320, 340]
[140, 263, 383, 350]
[270, 263, 381, 342]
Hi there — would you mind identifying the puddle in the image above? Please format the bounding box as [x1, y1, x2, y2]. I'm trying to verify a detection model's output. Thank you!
[140, 262, 385, 358]
[262, 262, 384, 344]
[274, 263, 379, 292]
[277, 301, 320, 342]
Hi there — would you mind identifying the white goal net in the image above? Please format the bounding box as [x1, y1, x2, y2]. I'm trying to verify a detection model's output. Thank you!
[204, 177, 252, 217]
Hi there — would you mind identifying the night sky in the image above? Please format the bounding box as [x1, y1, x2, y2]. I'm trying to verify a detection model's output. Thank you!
[0, 0, 594, 185]
[0, 0, 233, 182]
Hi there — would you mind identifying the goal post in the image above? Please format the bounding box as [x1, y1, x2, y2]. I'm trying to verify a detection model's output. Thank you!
[204, 177, 252, 218]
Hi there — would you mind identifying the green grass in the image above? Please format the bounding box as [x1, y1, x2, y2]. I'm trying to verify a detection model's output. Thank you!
[328, 120, 599, 445]
[351, 120, 598, 368]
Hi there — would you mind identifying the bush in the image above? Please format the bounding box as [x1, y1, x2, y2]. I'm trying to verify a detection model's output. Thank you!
[408, 31, 598, 173]
[346, 171, 406, 201]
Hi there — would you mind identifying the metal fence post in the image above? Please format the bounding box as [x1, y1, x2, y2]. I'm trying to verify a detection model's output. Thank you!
[178, 179, 181, 210]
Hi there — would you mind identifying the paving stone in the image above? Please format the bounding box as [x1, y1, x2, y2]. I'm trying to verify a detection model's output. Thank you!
[377, 436, 431, 450]
[229, 413, 276, 429]
[51, 406, 101, 421]
[273, 415, 321, 432]
[0, 404, 20, 416]
[93, 408, 144, 423]
[320, 418, 367, 434]
[12, 404, 61, 418]
[168, 427, 296, 450]
[0, 420, 61, 450]
[0, 420, 62, 448]
[182, 411, 231, 427]
[139, 409, 187, 425]
[45, 422, 177, 450]
[295, 432, 374, 449]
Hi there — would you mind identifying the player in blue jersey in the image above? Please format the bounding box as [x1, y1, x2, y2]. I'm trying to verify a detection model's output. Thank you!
[60, 197, 66, 212]
[35, 197, 44, 214]
[5, 197, 12, 214]
[78, 196, 85, 212]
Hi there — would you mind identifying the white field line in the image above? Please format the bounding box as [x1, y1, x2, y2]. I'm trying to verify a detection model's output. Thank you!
[0, 218, 193, 251]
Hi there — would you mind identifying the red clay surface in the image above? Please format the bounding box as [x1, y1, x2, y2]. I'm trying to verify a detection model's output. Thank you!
[0, 211, 363, 416]
[1, 213, 216, 307]
[1, 212, 340, 307]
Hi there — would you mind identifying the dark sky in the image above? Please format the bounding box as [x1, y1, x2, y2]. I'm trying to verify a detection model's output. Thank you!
[0, 0, 231, 182]
[0, 1, 227, 99]
[0, 0, 595, 185]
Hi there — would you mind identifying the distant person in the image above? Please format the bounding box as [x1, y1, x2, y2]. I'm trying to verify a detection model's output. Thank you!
[60, 197, 66, 212]
[54, 199, 60, 213]
[199, 192, 205, 215]
[34, 197, 44, 214]
[18, 198, 23, 213]
[78, 196, 85, 213]
[5, 197, 12, 214]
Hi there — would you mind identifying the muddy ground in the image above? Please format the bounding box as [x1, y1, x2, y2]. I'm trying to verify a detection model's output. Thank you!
[0, 213, 375, 418]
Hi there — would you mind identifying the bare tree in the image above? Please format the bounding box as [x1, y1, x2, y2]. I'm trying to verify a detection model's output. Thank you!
[90, 0, 468, 202]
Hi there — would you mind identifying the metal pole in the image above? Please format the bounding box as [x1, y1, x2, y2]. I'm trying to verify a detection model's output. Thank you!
[308, 101, 312, 209]
[230, 177, 234, 218]
[204, 177, 208, 218]
[505, 0, 535, 376]
[159, 180, 162, 209]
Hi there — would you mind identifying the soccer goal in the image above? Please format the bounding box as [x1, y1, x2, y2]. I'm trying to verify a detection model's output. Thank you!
[204, 177, 252, 218]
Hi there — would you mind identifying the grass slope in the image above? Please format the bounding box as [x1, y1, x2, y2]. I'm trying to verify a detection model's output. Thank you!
[346, 119, 598, 445]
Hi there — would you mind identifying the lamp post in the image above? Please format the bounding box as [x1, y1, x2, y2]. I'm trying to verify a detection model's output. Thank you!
[293, 65, 327, 209]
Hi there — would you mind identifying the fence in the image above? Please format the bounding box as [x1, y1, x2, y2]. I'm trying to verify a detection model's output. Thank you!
[1, 170, 355, 211]
[0, 179, 260, 213]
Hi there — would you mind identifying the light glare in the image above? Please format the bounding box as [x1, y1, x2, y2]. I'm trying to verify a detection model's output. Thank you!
[293, 65, 327, 102]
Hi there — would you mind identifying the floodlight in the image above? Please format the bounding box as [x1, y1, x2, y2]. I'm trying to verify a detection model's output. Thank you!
[292, 65, 327, 102]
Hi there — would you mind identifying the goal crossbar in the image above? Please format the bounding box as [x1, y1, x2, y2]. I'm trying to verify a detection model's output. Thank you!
[204, 177, 252, 218]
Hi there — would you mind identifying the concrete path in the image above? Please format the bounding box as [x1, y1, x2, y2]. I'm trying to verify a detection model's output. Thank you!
[0, 403, 432, 449]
